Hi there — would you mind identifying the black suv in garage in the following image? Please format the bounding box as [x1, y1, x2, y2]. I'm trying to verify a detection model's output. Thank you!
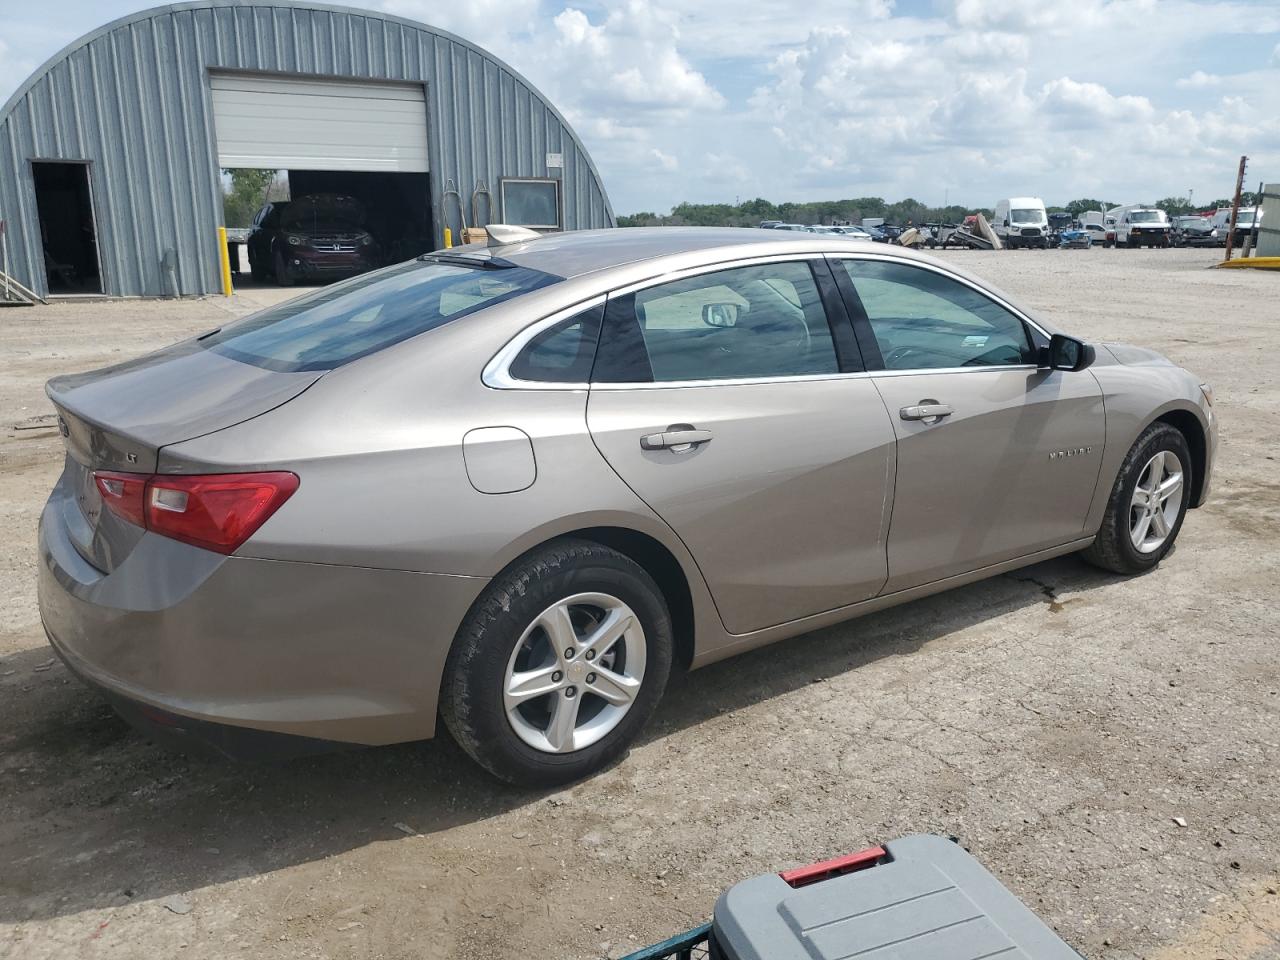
[246, 194, 378, 285]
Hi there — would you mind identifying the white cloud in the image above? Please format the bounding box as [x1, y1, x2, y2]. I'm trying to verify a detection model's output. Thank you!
[550, 3, 723, 113]
[650, 148, 678, 171]
[1040, 77, 1155, 126]
[1176, 70, 1222, 88]
[1271, 41, 1280, 67]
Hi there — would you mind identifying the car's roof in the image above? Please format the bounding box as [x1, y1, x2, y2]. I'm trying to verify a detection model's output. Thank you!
[448, 227, 887, 279]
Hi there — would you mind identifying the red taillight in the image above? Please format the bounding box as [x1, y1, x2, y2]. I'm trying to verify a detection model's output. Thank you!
[94, 471, 149, 528]
[91, 470, 298, 555]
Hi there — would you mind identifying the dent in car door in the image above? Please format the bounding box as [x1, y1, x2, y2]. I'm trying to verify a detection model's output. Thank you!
[584, 257, 897, 635]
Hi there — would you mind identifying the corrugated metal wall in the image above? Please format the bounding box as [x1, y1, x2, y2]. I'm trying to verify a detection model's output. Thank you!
[0, 0, 615, 298]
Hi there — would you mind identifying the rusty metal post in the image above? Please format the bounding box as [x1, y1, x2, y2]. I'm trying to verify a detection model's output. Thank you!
[1225, 155, 1247, 261]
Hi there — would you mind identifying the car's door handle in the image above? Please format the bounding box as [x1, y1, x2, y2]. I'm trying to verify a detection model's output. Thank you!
[640, 428, 713, 451]
[899, 403, 954, 422]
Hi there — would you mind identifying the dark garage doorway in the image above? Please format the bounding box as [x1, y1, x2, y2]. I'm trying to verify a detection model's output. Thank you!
[227, 168, 433, 287]
[32, 161, 101, 294]
[288, 170, 433, 263]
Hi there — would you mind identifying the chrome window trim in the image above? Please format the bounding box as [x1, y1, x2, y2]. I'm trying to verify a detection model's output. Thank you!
[481, 294, 607, 390]
[868, 364, 1042, 378]
[823, 251, 1053, 341]
[589, 364, 1045, 391]
[590, 370, 872, 391]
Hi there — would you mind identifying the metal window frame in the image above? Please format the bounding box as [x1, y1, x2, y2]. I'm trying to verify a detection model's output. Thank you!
[499, 177, 563, 230]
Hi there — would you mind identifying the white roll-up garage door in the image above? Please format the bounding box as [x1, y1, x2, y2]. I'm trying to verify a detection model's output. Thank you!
[210, 73, 429, 172]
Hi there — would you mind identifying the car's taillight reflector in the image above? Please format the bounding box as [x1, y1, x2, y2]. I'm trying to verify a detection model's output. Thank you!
[93, 471, 148, 528]
[91, 470, 298, 555]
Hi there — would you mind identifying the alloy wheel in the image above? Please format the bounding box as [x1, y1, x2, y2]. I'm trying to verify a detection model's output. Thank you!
[1129, 450, 1184, 554]
[503, 593, 647, 754]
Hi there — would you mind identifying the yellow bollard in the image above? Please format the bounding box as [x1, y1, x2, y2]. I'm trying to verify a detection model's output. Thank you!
[443, 226, 452, 249]
[217, 226, 233, 297]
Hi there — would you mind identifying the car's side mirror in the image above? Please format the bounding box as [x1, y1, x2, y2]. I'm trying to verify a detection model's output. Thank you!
[702, 303, 741, 328]
[1042, 333, 1096, 372]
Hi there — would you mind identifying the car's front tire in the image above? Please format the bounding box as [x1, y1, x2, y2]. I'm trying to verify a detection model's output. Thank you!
[273, 248, 294, 287]
[440, 539, 673, 786]
[1082, 422, 1192, 574]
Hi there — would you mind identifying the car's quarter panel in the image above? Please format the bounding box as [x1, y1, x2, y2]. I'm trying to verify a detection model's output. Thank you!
[161, 315, 643, 574]
[38, 491, 482, 744]
[871, 368, 1104, 592]
[587, 379, 896, 634]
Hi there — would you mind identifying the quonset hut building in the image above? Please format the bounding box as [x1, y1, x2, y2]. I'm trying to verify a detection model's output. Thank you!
[0, 0, 614, 298]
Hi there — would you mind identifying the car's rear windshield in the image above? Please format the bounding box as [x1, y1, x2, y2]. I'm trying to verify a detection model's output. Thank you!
[203, 259, 560, 372]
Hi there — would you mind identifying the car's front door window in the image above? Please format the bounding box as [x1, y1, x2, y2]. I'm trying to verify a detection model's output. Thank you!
[837, 259, 1036, 370]
[594, 261, 841, 382]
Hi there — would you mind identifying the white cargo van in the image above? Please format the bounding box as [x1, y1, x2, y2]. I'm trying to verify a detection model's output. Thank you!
[1211, 206, 1262, 244]
[1108, 204, 1170, 247]
[992, 197, 1049, 249]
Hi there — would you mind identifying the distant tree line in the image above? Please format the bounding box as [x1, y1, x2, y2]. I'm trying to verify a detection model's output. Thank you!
[618, 197, 987, 228]
[617, 193, 1265, 228]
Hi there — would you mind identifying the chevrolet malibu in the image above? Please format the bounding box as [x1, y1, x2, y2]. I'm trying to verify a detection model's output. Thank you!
[39, 227, 1216, 784]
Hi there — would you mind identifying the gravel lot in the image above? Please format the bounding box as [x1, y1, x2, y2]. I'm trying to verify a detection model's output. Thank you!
[1, 249, 1277, 960]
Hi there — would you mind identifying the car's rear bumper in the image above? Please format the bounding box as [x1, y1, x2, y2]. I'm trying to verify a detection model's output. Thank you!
[38, 497, 487, 749]
[50, 638, 347, 759]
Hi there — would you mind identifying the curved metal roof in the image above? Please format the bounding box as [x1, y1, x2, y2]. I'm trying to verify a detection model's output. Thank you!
[0, 0, 609, 200]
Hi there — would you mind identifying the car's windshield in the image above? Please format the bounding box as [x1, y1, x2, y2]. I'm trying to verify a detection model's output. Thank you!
[1129, 210, 1163, 223]
[1236, 210, 1256, 225]
[203, 259, 560, 372]
[1011, 208, 1044, 223]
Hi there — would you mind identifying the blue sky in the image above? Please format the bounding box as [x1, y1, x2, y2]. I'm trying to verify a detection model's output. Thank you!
[3, 0, 1278, 213]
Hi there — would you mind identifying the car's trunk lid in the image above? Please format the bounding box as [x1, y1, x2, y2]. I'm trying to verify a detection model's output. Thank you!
[47, 339, 322, 573]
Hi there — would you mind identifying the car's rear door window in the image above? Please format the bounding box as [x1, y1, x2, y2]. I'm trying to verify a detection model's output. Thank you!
[836, 259, 1035, 370]
[203, 259, 560, 372]
[593, 261, 841, 383]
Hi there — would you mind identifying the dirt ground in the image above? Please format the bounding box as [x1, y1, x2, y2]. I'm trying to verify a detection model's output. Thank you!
[1, 249, 1277, 960]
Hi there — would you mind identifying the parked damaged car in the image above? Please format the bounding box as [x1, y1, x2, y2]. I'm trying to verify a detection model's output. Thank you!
[1170, 216, 1221, 247]
[247, 194, 378, 286]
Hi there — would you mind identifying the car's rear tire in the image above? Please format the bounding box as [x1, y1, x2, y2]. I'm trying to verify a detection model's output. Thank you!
[440, 539, 673, 786]
[1081, 422, 1192, 574]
